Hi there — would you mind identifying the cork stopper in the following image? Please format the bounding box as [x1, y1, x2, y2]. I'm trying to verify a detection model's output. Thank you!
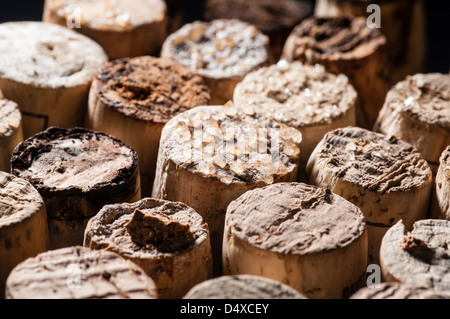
[0, 99, 21, 139]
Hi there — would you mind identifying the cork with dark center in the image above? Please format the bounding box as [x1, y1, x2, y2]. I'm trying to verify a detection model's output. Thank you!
[351, 282, 450, 299]
[84, 198, 212, 299]
[374, 73, 450, 169]
[0, 172, 49, 297]
[380, 220, 450, 293]
[282, 16, 389, 129]
[184, 275, 307, 299]
[223, 182, 368, 299]
[161, 19, 270, 104]
[5, 246, 158, 299]
[11, 127, 141, 249]
[94, 56, 211, 124]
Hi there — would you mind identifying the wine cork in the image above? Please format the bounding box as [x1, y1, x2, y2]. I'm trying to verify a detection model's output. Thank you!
[0, 98, 23, 172]
[374, 73, 450, 174]
[431, 147, 450, 220]
[307, 127, 433, 264]
[380, 219, 450, 293]
[282, 16, 390, 129]
[234, 60, 357, 175]
[184, 275, 307, 299]
[203, 0, 313, 60]
[5, 246, 157, 299]
[43, 0, 168, 59]
[152, 104, 302, 275]
[351, 282, 450, 299]
[314, 0, 426, 84]
[11, 127, 141, 250]
[86, 56, 211, 196]
[223, 182, 368, 299]
[0, 172, 49, 298]
[84, 198, 212, 299]
[0, 22, 107, 138]
[161, 19, 271, 105]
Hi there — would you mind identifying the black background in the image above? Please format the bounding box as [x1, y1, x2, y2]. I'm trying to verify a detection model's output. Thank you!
[0, 0, 448, 74]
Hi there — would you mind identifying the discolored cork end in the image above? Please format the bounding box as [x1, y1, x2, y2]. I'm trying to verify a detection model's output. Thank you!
[85, 198, 209, 257]
[0, 22, 107, 88]
[0, 99, 21, 139]
[45, 0, 167, 31]
[161, 19, 270, 80]
[351, 282, 450, 299]
[380, 220, 450, 292]
[382, 73, 450, 130]
[234, 61, 357, 128]
[184, 275, 307, 299]
[308, 127, 431, 193]
[160, 104, 302, 185]
[0, 172, 45, 228]
[94, 56, 211, 123]
[5, 246, 158, 299]
[282, 16, 386, 62]
[203, 0, 312, 36]
[11, 127, 138, 196]
[125, 209, 196, 253]
[226, 182, 366, 255]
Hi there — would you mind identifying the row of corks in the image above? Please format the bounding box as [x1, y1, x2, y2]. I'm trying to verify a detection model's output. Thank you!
[0, 0, 449, 299]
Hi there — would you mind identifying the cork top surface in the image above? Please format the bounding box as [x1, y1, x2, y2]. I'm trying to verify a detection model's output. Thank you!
[0, 22, 107, 88]
[184, 275, 306, 299]
[384, 73, 450, 130]
[282, 16, 386, 62]
[203, 0, 312, 34]
[0, 172, 45, 228]
[11, 127, 138, 195]
[85, 198, 209, 258]
[6, 246, 158, 299]
[441, 146, 450, 182]
[160, 104, 302, 185]
[234, 61, 357, 128]
[380, 220, 450, 292]
[45, 0, 166, 31]
[161, 19, 270, 79]
[307, 127, 432, 193]
[226, 183, 366, 255]
[94, 56, 211, 123]
[351, 282, 450, 299]
[0, 99, 21, 138]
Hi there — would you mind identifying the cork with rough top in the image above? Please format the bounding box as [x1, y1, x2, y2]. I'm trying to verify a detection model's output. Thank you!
[380, 220, 450, 293]
[431, 147, 450, 220]
[234, 61, 356, 171]
[161, 19, 270, 104]
[307, 127, 432, 263]
[0, 22, 107, 138]
[374, 73, 450, 171]
[223, 182, 368, 299]
[0, 172, 49, 297]
[87, 56, 210, 196]
[11, 127, 141, 249]
[84, 198, 212, 299]
[0, 99, 23, 172]
[282, 16, 390, 129]
[43, 0, 168, 59]
[6, 246, 158, 299]
[351, 282, 450, 299]
[184, 275, 307, 299]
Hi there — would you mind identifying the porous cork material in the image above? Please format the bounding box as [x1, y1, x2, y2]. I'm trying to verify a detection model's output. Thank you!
[380, 220, 450, 293]
[161, 19, 270, 104]
[374, 73, 450, 169]
[351, 282, 450, 299]
[223, 182, 368, 299]
[184, 275, 307, 299]
[84, 198, 212, 299]
[5, 247, 158, 299]
[432, 146, 450, 220]
[93, 56, 211, 124]
[234, 61, 356, 169]
[0, 98, 23, 172]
